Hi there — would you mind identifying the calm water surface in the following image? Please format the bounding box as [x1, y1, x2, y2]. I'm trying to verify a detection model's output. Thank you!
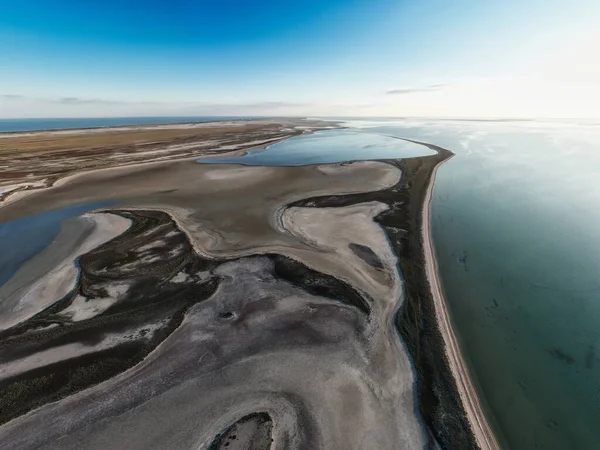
[199, 129, 434, 165]
[343, 118, 600, 450]
[0, 201, 116, 287]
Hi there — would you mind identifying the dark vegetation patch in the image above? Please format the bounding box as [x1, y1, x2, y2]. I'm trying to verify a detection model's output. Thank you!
[207, 413, 273, 450]
[271, 253, 371, 314]
[348, 243, 385, 270]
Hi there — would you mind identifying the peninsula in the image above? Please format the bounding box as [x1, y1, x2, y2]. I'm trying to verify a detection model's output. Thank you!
[0, 118, 497, 450]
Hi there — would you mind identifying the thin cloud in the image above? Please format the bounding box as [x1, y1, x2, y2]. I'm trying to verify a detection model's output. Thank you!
[243, 101, 309, 108]
[192, 101, 310, 109]
[386, 84, 448, 95]
[2, 95, 301, 109]
[1, 95, 314, 116]
[55, 97, 126, 105]
[49, 97, 164, 106]
[185, 101, 314, 114]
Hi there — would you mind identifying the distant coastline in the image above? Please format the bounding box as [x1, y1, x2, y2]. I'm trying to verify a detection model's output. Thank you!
[0, 118, 335, 207]
[0, 116, 267, 133]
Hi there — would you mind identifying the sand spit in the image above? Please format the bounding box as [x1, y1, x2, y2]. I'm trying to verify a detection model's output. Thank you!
[286, 140, 497, 450]
[0, 128, 499, 450]
[422, 159, 500, 450]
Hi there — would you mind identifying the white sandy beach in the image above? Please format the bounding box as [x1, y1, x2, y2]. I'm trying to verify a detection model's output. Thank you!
[422, 158, 500, 450]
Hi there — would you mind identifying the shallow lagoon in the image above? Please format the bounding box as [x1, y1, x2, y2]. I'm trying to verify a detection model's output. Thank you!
[199, 129, 434, 166]
[0, 201, 116, 287]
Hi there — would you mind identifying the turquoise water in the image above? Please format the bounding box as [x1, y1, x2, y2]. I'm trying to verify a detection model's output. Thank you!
[199, 129, 434, 166]
[341, 119, 600, 450]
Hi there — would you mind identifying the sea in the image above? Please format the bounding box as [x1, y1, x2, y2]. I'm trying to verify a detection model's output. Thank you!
[338, 118, 600, 450]
[0, 116, 259, 133]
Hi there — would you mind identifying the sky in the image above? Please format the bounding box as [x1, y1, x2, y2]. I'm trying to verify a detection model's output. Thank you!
[1, 0, 599, 119]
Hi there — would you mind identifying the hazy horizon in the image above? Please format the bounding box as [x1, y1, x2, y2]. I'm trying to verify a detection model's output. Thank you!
[2, 115, 600, 122]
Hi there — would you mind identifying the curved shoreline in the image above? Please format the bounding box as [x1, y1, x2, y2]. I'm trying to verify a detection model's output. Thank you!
[0, 137, 291, 208]
[1, 120, 499, 448]
[0, 118, 337, 208]
[422, 157, 500, 450]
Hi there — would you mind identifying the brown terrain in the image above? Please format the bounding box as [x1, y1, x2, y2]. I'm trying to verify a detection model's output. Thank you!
[0, 118, 333, 203]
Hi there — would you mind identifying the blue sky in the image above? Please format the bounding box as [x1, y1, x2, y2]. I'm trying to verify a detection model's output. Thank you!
[1, 0, 599, 118]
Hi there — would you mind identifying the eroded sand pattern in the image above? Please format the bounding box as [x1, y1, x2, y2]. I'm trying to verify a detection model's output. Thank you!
[0, 123, 476, 450]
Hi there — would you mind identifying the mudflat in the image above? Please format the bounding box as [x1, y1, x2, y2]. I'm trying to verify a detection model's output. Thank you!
[0, 120, 492, 450]
[0, 118, 333, 203]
